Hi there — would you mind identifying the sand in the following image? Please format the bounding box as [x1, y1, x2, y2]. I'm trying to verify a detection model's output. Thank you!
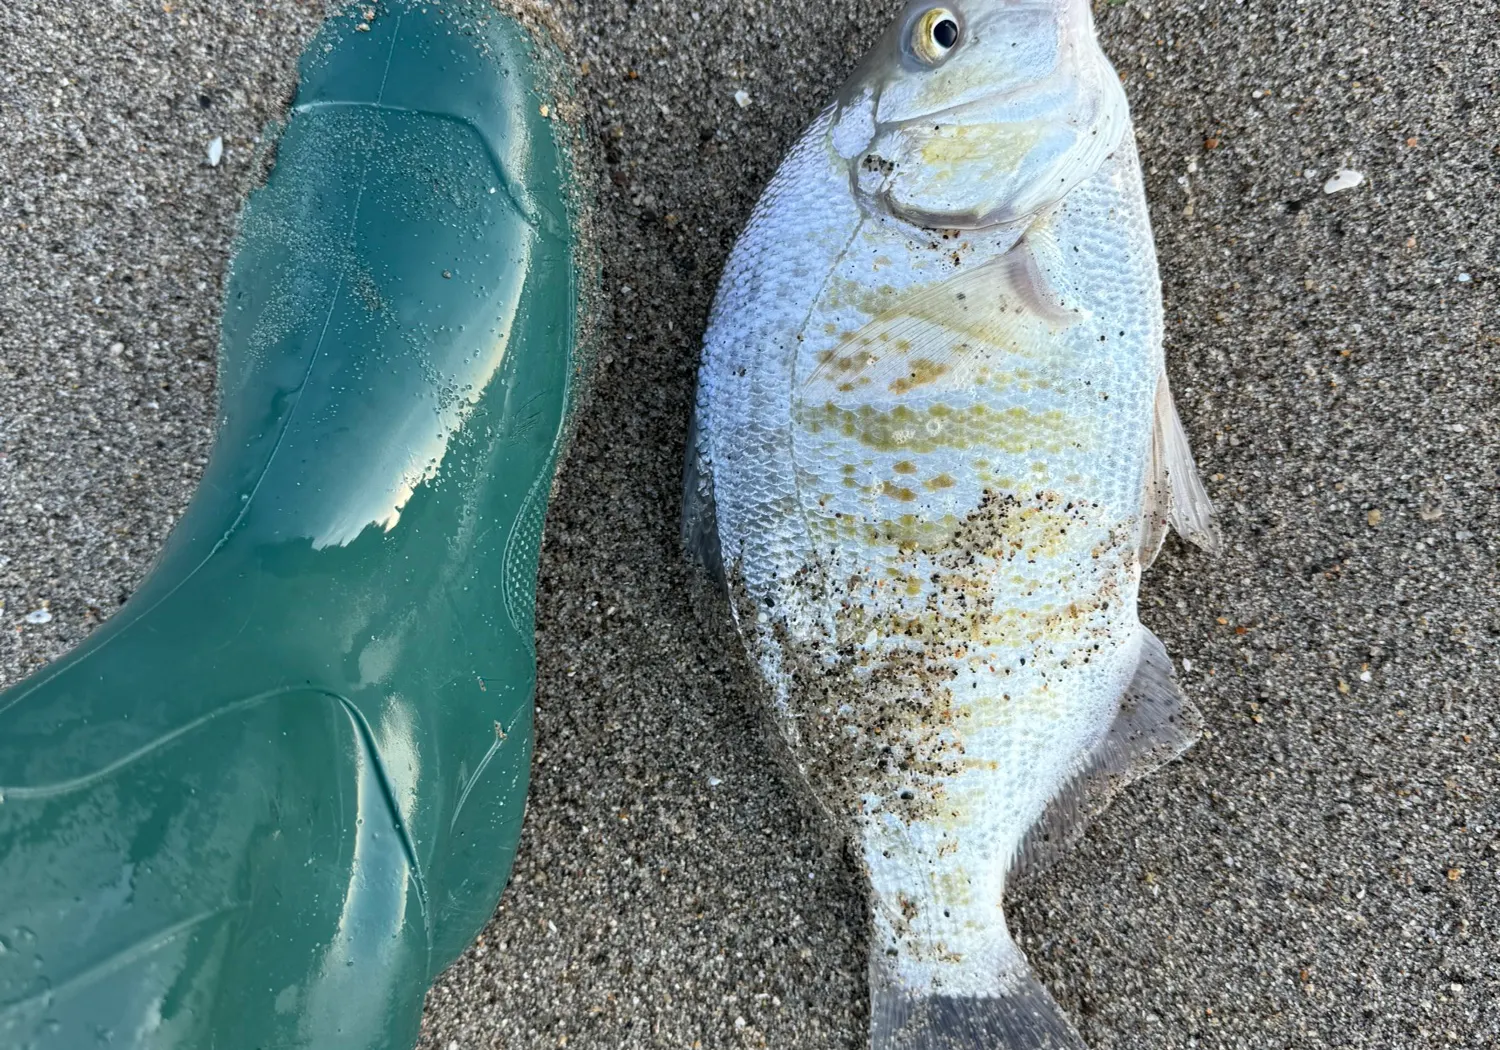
[1, 0, 1496, 1047]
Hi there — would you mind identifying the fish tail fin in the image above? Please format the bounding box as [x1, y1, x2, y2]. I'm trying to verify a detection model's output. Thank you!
[870, 966, 1086, 1050]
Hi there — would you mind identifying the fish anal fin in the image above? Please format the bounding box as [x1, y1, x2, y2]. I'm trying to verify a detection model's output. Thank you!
[798, 235, 1081, 407]
[1142, 371, 1220, 567]
[1008, 629, 1200, 884]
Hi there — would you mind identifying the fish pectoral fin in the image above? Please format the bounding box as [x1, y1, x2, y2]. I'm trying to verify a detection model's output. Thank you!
[1142, 370, 1220, 567]
[796, 235, 1083, 407]
[1007, 629, 1201, 884]
[680, 397, 726, 588]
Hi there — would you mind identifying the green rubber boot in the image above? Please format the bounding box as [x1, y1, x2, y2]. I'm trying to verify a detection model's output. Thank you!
[0, 3, 586, 1047]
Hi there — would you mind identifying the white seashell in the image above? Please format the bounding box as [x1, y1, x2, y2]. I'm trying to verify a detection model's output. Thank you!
[1323, 168, 1365, 194]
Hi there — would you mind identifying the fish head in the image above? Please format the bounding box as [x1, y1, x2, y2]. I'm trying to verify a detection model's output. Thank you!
[831, 0, 1129, 230]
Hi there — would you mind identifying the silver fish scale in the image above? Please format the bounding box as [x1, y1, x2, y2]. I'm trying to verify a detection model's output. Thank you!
[697, 105, 852, 641]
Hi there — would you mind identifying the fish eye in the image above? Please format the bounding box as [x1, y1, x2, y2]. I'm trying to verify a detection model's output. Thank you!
[909, 7, 962, 65]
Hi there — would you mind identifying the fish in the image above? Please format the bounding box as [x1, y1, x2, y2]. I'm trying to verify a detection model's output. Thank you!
[682, 0, 1219, 1047]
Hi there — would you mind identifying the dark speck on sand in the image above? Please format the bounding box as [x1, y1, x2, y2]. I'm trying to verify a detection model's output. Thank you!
[2, 0, 1496, 1047]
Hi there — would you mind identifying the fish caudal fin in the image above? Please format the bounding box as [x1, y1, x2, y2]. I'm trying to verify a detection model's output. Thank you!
[870, 968, 1086, 1050]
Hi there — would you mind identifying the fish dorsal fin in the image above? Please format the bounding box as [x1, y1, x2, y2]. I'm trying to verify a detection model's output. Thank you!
[680, 400, 726, 587]
[797, 235, 1083, 407]
[1141, 371, 1220, 567]
[1007, 629, 1201, 884]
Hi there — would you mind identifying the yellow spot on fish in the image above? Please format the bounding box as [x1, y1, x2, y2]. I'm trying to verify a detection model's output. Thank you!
[795, 401, 1080, 455]
[915, 121, 1046, 174]
[889, 358, 952, 395]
